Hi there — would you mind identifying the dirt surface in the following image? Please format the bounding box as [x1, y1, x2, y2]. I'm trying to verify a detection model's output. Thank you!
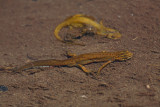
[0, 0, 160, 107]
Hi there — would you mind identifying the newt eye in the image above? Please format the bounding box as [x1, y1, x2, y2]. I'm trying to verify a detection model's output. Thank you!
[108, 32, 121, 39]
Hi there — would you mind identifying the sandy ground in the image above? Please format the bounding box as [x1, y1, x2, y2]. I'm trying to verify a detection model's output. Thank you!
[0, 0, 160, 107]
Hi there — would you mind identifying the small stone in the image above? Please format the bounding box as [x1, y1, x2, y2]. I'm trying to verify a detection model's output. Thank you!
[146, 85, 150, 89]
[0, 85, 8, 92]
[81, 95, 87, 98]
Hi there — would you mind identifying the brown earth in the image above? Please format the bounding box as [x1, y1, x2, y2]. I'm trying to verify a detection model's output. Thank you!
[0, 0, 160, 107]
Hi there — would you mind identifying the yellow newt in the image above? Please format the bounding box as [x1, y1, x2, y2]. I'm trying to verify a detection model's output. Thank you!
[54, 14, 121, 45]
[15, 51, 132, 74]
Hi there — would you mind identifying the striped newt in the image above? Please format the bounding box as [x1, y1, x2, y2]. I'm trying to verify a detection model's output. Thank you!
[15, 51, 132, 74]
[54, 14, 121, 45]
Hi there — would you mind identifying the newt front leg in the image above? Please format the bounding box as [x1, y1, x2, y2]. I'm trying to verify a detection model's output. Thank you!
[97, 60, 112, 74]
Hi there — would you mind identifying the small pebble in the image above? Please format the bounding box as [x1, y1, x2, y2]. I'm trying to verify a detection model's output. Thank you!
[81, 95, 87, 98]
[0, 85, 8, 92]
[146, 85, 150, 89]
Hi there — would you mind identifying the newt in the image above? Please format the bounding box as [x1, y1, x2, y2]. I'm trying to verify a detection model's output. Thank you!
[54, 14, 121, 45]
[15, 50, 133, 74]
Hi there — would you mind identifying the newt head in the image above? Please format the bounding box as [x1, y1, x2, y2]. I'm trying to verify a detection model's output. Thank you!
[114, 51, 133, 61]
[97, 21, 121, 39]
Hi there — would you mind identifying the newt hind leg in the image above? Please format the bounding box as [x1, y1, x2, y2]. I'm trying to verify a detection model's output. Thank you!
[77, 64, 92, 73]
[77, 64, 100, 78]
